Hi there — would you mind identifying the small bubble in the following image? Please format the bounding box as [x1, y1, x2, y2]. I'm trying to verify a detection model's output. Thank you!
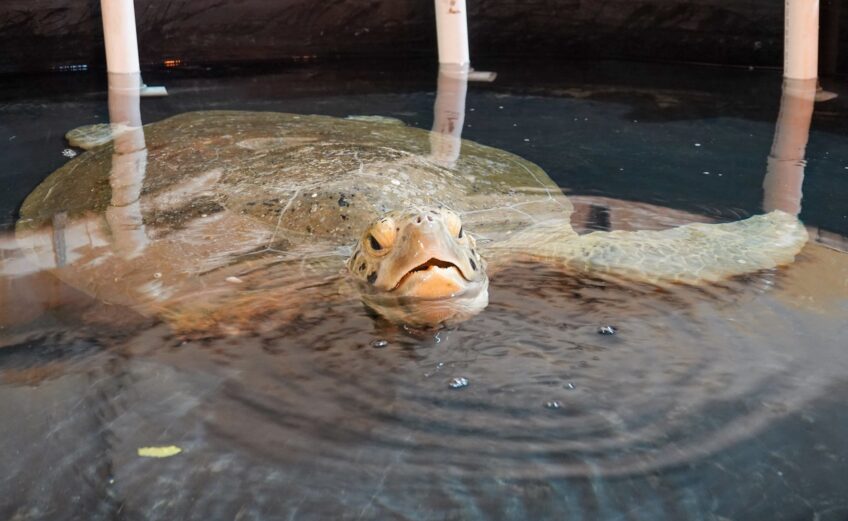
[371, 339, 388, 349]
[598, 325, 617, 335]
[545, 400, 562, 409]
[448, 377, 469, 389]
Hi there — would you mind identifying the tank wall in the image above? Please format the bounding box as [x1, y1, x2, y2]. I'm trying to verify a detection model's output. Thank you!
[0, 0, 844, 73]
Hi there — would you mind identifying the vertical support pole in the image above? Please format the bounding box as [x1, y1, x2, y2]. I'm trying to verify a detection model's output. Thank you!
[101, 0, 141, 74]
[434, 0, 470, 66]
[429, 64, 469, 166]
[784, 0, 820, 79]
[763, 78, 816, 216]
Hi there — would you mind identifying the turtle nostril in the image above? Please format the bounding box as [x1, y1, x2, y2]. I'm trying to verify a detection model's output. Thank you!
[416, 216, 422, 224]
[426, 215, 434, 222]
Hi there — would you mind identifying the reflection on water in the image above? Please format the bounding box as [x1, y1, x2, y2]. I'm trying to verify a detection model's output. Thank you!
[1, 70, 847, 520]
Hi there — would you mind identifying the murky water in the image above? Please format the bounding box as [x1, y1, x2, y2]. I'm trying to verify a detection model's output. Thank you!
[1, 61, 847, 520]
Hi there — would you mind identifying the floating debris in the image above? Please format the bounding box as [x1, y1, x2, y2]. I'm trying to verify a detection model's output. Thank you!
[371, 339, 388, 349]
[598, 325, 618, 336]
[61, 149, 77, 158]
[448, 377, 469, 389]
[545, 400, 562, 409]
[137, 445, 182, 458]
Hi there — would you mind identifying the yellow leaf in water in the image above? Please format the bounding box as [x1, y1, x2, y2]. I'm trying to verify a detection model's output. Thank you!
[137, 445, 182, 458]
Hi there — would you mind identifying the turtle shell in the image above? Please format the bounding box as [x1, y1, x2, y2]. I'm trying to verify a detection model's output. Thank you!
[15, 111, 571, 323]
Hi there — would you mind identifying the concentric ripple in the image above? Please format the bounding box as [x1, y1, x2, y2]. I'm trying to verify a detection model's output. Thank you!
[109, 258, 846, 486]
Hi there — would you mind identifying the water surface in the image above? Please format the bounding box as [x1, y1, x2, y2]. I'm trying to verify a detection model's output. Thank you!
[1, 60, 847, 520]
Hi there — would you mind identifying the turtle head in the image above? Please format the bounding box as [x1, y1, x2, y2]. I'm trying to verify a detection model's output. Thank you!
[347, 208, 489, 326]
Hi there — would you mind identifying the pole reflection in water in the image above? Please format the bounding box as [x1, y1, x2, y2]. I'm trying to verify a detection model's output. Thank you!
[763, 78, 815, 216]
[429, 64, 469, 167]
[9, 73, 149, 275]
[105, 73, 149, 259]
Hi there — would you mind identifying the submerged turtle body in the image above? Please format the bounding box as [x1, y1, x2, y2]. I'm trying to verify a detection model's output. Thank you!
[15, 110, 807, 329]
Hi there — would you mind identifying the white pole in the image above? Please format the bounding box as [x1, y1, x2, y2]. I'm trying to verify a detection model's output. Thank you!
[429, 64, 469, 166]
[434, 0, 470, 66]
[101, 0, 141, 74]
[763, 78, 816, 215]
[784, 0, 820, 79]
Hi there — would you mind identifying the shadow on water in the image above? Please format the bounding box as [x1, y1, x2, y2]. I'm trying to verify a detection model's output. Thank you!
[0, 63, 847, 520]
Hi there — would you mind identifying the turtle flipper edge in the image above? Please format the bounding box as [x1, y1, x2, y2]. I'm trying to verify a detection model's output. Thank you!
[564, 210, 808, 284]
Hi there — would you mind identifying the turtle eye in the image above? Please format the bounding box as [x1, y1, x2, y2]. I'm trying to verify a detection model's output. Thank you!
[443, 210, 463, 238]
[366, 216, 396, 255]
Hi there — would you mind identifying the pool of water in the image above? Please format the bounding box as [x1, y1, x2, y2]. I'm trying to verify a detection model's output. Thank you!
[1, 59, 847, 520]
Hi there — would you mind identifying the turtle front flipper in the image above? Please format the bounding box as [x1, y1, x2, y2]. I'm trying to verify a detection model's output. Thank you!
[495, 210, 808, 284]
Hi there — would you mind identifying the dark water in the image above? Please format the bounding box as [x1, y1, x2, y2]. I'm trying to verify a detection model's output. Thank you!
[1, 60, 848, 520]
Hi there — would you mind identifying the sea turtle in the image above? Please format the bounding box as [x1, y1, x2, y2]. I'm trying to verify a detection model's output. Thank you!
[12, 110, 807, 332]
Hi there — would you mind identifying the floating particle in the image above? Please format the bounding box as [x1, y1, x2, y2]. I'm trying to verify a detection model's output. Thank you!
[448, 377, 469, 389]
[62, 149, 77, 158]
[226, 276, 243, 284]
[694, 143, 702, 147]
[153, 272, 162, 279]
[523, 138, 530, 142]
[371, 339, 388, 349]
[137, 445, 182, 458]
[703, 171, 710, 175]
[545, 400, 562, 409]
[598, 325, 618, 335]
[565, 382, 575, 390]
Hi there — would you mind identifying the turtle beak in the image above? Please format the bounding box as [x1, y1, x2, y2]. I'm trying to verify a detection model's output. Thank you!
[378, 212, 482, 299]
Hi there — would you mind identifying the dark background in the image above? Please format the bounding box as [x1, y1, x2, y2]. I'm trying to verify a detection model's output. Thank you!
[0, 0, 845, 74]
